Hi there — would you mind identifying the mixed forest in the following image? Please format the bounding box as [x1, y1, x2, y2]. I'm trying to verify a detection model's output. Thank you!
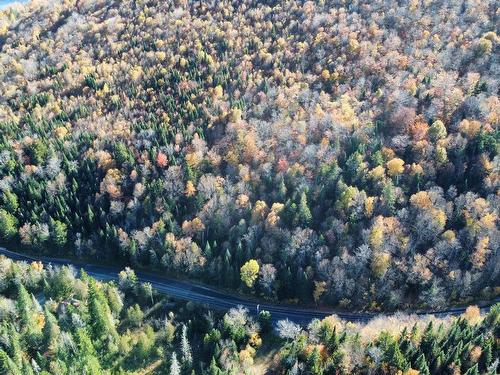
[0, 256, 497, 374]
[0, 0, 498, 312]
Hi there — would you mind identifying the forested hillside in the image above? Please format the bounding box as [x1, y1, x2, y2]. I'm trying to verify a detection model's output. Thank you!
[0, 0, 498, 310]
[0, 256, 498, 374]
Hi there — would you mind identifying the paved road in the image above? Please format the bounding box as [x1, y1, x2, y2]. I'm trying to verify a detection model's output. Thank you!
[0, 247, 496, 324]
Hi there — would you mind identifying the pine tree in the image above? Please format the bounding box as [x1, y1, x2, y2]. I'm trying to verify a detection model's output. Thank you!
[0, 349, 9, 375]
[51, 219, 67, 247]
[464, 363, 479, 375]
[204, 242, 212, 259]
[181, 324, 192, 365]
[42, 307, 60, 353]
[382, 180, 396, 214]
[21, 359, 34, 375]
[16, 284, 32, 326]
[420, 322, 438, 361]
[296, 191, 312, 226]
[207, 357, 222, 375]
[0, 349, 20, 375]
[308, 346, 322, 375]
[486, 359, 499, 375]
[88, 279, 117, 343]
[479, 337, 493, 371]
[0, 209, 17, 240]
[415, 354, 430, 375]
[2, 190, 18, 213]
[8, 325, 22, 368]
[385, 340, 408, 372]
[278, 179, 287, 201]
[170, 352, 180, 375]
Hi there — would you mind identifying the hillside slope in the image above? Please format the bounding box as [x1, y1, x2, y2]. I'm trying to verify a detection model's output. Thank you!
[0, 0, 498, 310]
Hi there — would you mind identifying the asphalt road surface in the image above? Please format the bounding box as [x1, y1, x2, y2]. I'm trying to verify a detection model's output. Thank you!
[0, 247, 496, 324]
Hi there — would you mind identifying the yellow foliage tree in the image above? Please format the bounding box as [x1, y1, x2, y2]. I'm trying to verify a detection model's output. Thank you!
[371, 252, 391, 278]
[313, 281, 327, 303]
[185, 181, 196, 197]
[386, 158, 405, 177]
[240, 259, 259, 288]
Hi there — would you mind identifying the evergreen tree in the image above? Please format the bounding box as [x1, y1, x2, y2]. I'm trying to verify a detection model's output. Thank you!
[382, 180, 396, 214]
[479, 337, 493, 372]
[308, 346, 322, 375]
[0, 349, 9, 375]
[2, 190, 18, 213]
[181, 324, 193, 366]
[16, 284, 32, 325]
[420, 322, 438, 361]
[415, 354, 430, 375]
[170, 352, 180, 375]
[0, 209, 17, 240]
[42, 307, 60, 353]
[385, 340, 408, 372]
[296, 191, 312, 226]
[88, 279, 117, 343]
[207, 357, 222, 375]
[464, 363, 479, 375]
[51, 219, 68, 247]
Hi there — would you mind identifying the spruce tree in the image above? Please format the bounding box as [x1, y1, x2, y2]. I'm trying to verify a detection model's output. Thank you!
[464, 363, 479, 375]
[207, 357, 222, 375]
[296, 191, 312, 226]
[385, 340, 408, 372]
[308, 346, 322, 375]
[42, 307, 60, 353]
[181, 324, 193, 366]
[16, 284, 32, 326]
[170, 352, 180, 375]
[415, 354, 430, 375]
[479, 337, 493, 372]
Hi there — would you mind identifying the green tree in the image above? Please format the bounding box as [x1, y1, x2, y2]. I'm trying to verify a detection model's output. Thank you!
[75, 328, 103, 374]
[42, 307, 60, 353]
[16, 284, 32, 325]
[296, 191, 312, 226]
[27, 140, 48, 165]
[2, 191, 18, 213]
[479, 338, 493, 372]
[48, 266, 75, 300]
[88, 279, 117, 342]
[181, 324, 192, 366]
[415, 354, 430, 375]
[258, 310, 272, 333]
[0, 209, 17, 240]
[170, 352, 180, 375]
[113, 141, 133, 167]
[385, 339, 408, 372]
[125, 304, 144, 328]
[0, 349, 21, 375]
[464, 363, 479, 375]
[429, 120, 447, 142]
[51, 220, 67, 247]
[207, 357, 223, 375]
[308, 346, 323, 375]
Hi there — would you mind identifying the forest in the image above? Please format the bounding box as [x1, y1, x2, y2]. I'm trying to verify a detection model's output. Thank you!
[0, 0, 498, 311]
[0, 256, 497, 374]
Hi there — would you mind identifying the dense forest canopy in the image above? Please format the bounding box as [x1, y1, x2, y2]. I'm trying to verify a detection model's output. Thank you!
[0, 0, 498, 311]
[0, 256, 498, 374]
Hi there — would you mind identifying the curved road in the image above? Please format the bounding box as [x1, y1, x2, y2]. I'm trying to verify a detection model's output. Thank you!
[0, 247, 496, 324]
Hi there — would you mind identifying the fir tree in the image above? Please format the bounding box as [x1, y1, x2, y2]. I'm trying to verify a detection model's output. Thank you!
[170, 352, 180, 375]
[415, 354, 430, 375]
[181, 324, 193, 366]
[296, 191, 312, 226]
[479, 337, 493, 372]
[464, 363, 479, 375]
